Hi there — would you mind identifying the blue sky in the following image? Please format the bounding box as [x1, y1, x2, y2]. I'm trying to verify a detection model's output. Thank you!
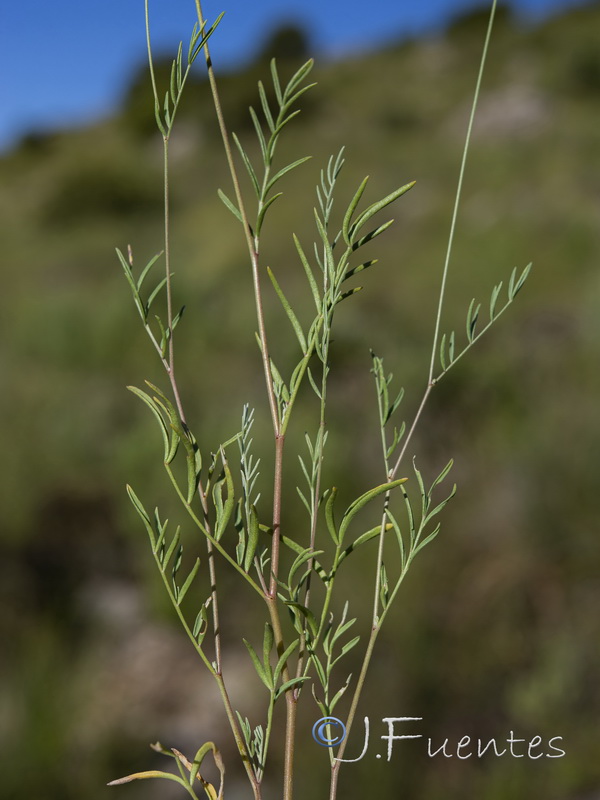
[0, 0, 593, 151]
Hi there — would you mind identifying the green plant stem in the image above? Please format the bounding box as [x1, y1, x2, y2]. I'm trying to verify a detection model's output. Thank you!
[428, 0, 497, 384]
[269, 433, 286, 597]
[389, 0, 496, 483]
[390, 383, 433, 480]
[328, 624, 376, 798]
[265, 593, 297, 800]
[214, 674, 263, 800]
[330, 562, 410, 797]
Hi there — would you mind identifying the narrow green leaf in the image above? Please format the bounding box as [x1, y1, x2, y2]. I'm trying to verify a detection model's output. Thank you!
[274, 676, 310, 701]
[307, 367, 322, 400]
[388, 387, 405, 424]
[107, 770, 189, 788]
[350, 181, 415, 240]
[126, 485, 155, 545]
[243, 638, 273, 689]
[490, 280, 503, 319]
[190, 11, 225, 62]
[171, 305, 185, 332]
[337, 635, 360, 661]
[232, 132, 260, 197]
[267, 267, 307, 352]
[262, 622, 274, 679]
[265, 156, 311, 196]
[311, 651, 327, 687]
[325, 487, 338, 545]
[424, 483, 457, 523]
[147, 276, 168, 313]
[330, 673, 352, 711]
[270, 58, 282, 105]
[273, 639, 300, 684]
[343, 259, 378, 281]
[249, 106, 268, 164]
[379, 563, 389, 609]
[271, 108, 300, 142]
[137, 251, 164, 291]
[431, 458, 454, 491]
[177, 558, 200, 605]
[440, 332, 447, 371]
[283, 601, 318, 638]
[412, 458, 427, 517]
[193, 605, 208, 641]
[293, 234, 320, 310]
[162, 527, 181, 572]
[401, 484, 416, 546]
[289, 548, 324, 587]
[258, 81, 275, 132]
[386, 508, 405, 566]
[187, 21, 201, 64]
[116, 248, 146, 320]
[296, 486, 311, 514]
[169, 53, 178, 106]
[244, 504, 259, 572]
[171, 543, 183, 595]
[336, 286, 363, 304]
[508, 266, 517, 299]
[351, 218, 394, 251]
[127, 386, 170, 462]
[314, 210, 336, 282]
[339, 478, 408, 543]
[189, 740, 224, 787]
[256, 191, 282, 234]
[466, 298, 481, 343]
[512, 262, 532, 298]
[284, 58, 314, 96]
[414, 522, 442, 555]
[297, 453, 311, 489]
[154, 515, 167, 556]
[282, 81, 317, 113]
[342, 176, 369, 246]
[386, 423, 405, 460]
[218, 188, 243, 223]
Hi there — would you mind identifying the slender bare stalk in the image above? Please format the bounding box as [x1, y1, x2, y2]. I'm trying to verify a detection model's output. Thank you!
[390, 0, 498, 484]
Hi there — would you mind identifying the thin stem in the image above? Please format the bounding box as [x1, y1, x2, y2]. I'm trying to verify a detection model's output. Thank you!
[268, 434, 286, 597]
[389, 1, 497, 482]
[265, 594, 296, 800]
[329, 624, 377, 798]
[214, 674, 263, 800]
[389, 383, 432, 481]
[428, 0, 498, 384]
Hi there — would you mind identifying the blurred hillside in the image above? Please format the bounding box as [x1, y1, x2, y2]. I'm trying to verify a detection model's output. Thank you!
[1, 3, 600, 799]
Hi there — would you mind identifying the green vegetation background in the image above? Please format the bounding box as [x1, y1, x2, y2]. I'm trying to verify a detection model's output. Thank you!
[1, 5, 599, 799]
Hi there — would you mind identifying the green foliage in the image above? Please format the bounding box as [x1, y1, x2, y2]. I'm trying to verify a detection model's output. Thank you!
[109, 1, 532, 798]
[6, 1, 600, 797]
